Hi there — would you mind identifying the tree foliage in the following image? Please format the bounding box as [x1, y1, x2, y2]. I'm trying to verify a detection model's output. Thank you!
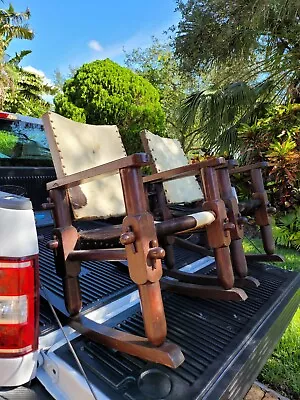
[124, 38, 202, 151]
[4, 66, 54, 117]
[175, 0, 299, 89]
[54, 59, 166, 154]
[0, 2, 53, 116]
[0, 3, 33, 45]
[181, 81, 271, 155]
[0, 2, 33, 106]
[174, 0, 300, 154]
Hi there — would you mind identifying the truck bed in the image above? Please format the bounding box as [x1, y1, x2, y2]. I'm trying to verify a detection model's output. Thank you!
[37, 224, 300, 400]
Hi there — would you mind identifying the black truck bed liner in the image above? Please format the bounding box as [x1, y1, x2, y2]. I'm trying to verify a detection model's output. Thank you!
[38, 225, 300, 400]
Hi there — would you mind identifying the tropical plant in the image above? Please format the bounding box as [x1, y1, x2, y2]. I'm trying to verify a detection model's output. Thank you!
[273, 208, 300, 250]
[54, 59, 166, 154]
[181, 81, 271, 155]
[267, 137, 300, 206]
[174, 0, 300, 154]
[238, 104, 300, 208]
[4, 65, 55, 117]
[0, 3, 33, 44]
[0, 3, 33, 107]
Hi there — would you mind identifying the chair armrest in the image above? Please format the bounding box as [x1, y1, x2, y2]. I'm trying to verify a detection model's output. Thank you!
[143, 157, 225, 184]
[47, 153, 150, 190]
[230, 161, 268, 175]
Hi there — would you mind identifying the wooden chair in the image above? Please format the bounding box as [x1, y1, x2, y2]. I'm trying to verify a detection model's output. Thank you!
[140, 130, 282, 286]
[42, 112, 189, 368]
[42, 112, 247, 368]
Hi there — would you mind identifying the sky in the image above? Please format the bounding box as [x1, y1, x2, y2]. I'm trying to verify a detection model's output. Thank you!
[8, 0, 180, 85]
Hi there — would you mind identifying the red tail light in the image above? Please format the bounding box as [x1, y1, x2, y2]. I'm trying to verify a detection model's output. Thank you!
[0, 112, 17, 120]
[0, 256, 39, 357]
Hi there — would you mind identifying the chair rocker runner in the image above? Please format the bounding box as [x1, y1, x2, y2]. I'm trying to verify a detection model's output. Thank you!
[141, 131, 282, 290]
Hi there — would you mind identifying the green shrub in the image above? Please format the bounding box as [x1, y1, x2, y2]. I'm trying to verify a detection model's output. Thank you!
[273, 207, 300, 250]
[54, 59, 166, 154]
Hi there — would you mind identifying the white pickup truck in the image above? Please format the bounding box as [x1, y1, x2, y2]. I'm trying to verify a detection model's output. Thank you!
[0, 112, 299, 400]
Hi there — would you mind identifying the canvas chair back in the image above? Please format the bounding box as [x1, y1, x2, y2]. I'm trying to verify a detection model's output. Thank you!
[141, 130, 204, 204]
[42, 112, 126, 220]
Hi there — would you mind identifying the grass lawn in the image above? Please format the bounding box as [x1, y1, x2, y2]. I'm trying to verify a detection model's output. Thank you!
[243, 238, 300, 400]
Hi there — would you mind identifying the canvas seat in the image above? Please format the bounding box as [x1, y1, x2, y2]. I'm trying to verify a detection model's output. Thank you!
[43, 112, 250, 368]
[141, 130, 282, 279]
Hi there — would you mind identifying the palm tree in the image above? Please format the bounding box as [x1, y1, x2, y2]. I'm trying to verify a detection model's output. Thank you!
[0, 3, 34, 107]
[175, 0, 300, 155]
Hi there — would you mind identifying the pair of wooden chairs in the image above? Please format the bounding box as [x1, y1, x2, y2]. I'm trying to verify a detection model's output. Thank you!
[42, 112, 280, 369]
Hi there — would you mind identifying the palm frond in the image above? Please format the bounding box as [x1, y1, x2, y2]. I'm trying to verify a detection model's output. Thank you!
[181, 81, 262, 154]
[8, 49, 31, 65]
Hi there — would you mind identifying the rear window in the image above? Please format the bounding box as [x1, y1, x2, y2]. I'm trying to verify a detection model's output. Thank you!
[0, 118, 52, 166]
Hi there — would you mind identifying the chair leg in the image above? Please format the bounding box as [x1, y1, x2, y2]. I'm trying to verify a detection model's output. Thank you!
[201, 166, 235, 289]
[50, 189, 83, 316]
[62, 273, 82, 315]
[217, 166, 248, 278]
[214, 247, 235, 289]
[161, 236, 176, 269]
[229, 239, 248, 278]
[138, 281, 166, 346]
[119, 166, 184, 366]
[250, 168, 276, 255]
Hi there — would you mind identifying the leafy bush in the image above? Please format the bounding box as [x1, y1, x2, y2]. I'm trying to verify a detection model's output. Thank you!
[273, 208, 300, 250]
[54, 59, 166, 154]
[238, 104, 300, 210]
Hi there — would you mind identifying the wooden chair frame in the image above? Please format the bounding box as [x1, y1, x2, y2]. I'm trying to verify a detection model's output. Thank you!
[46, 153, 186, 368]
[140, 132, 283, 292]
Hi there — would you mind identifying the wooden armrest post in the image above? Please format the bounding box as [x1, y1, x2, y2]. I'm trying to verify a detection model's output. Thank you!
[201, 166, 235, 289]
[217, 167, 248, 278]
[49, 188, 82, 316]
[250, 167, 275, 254]
[119, 166, 167, 347]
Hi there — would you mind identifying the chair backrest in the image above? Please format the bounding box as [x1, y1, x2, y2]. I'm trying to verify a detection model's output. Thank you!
[141, 130, 204, 204]
[42, 112, 127, 220]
